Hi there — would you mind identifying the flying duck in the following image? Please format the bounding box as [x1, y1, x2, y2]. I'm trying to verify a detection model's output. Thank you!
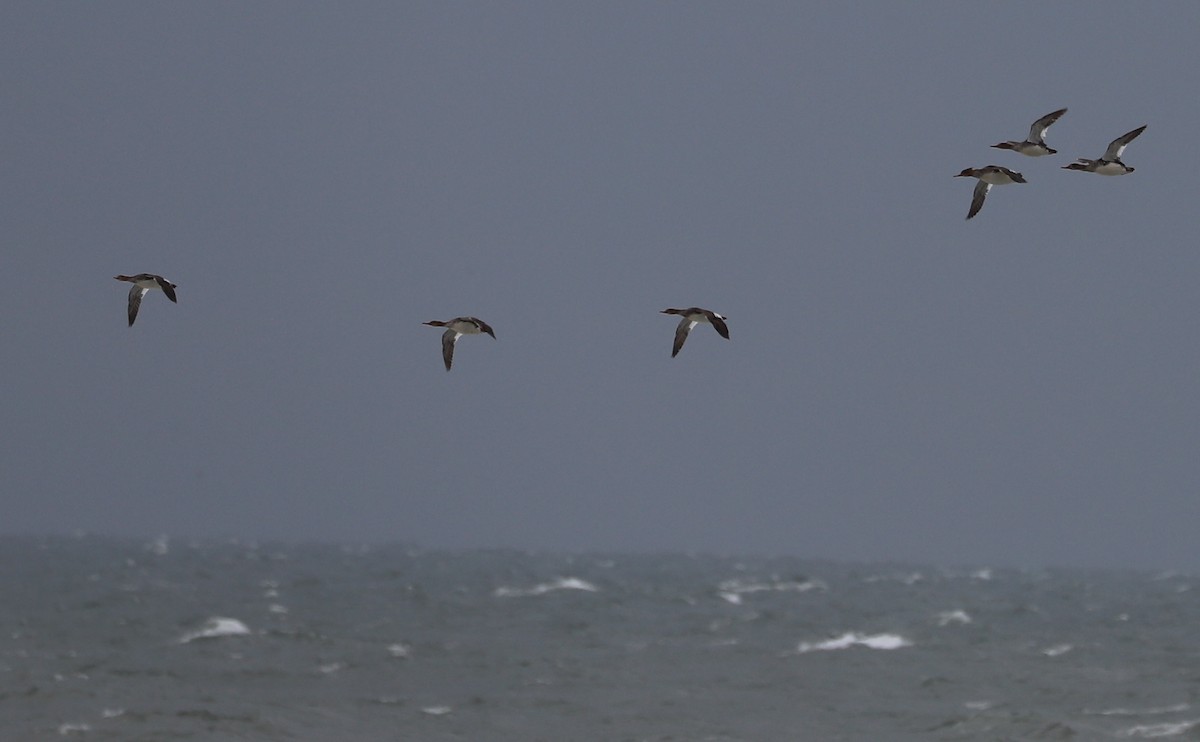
[423, 317, 496, 371]
[113, 273, 177, 326]
[990, 108, 1068, 157]
[1061, 125, 1147, 175]
[661, 307, 729, 357]
[955, 165, 1027, 220]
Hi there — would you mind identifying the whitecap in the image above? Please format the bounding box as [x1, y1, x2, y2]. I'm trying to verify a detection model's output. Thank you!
[57, 723, 90, 736]
[101, 708, 125, 719]
[717, 592, 742, 605]
[388, 643, 411, 659]
[972, 568, 993, 581]
[178, 617, 251, 644]
[795, 632, 912, 653]
[268, 604, 288, 615]
[717, 577, 826, 596]
[493, 577, 599, 597]
[421, 706, 452, 716]
[937, 610, 972, 626]
[863, 572, 923, 585]
[1092, 704, 1189, 717]
[1120, 720, 1200, 738]
[964, 700, 993, 711]
[1042, 643, 1072, 657]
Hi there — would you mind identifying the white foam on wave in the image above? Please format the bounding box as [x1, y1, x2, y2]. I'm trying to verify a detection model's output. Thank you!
[972, 568, 993, 581]
[421, 706, 453, 716]
[387, 643, 411, 659]
[717, 577, 827, 599]
[936, 610, 972, 626]
[1120, 720, 1200, 738]
[493, 577, 599, 598]
[1041, 643, 1072, 657]
[57, 723, 90, 736]
[1093, 704, 1190, 717]
[864, 572, 924, 585]
[794, 632, 912, 654]
[178, 617, 252, 644]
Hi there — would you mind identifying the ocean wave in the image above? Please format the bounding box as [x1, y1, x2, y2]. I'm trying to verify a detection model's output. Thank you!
[421, 705, 453, 716]
[794, 632, 912, 654]
[178, 617, 251, 644]
[1091, 704, 1190, 717]
[864, 572, 924, 585]
[1120, 720, 1200, 738]
[717, 577, 827, 599]
[936, 610, 972, 626]
[493, 577, 599, 598]
[387, 642, 411, 659]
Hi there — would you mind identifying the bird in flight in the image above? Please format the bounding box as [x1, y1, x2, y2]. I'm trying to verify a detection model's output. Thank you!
[423, 316, 496, 371]
[1061, 125, 1147, 176]
[990, 107, 1068, 157]
[114, 273, 178, 326]
[955, 165, 1027, 220]
[661, 307, 730, 357]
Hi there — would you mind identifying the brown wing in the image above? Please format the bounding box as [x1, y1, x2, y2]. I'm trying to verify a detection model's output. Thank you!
[709, 314, 730, 340]
[127, 286, 145, 326]
[967, 181, 990, 220]
[672, 319, 693, 357]
[472, 318, 496, 339]
[1029, 108, 1067, 141]
[156, 277, 178, 303]
[1104, 125, 1146, 161]
[440, 330, 457, 371]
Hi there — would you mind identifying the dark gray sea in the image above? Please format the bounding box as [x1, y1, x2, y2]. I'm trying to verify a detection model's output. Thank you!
[3, 536, 1199, 741]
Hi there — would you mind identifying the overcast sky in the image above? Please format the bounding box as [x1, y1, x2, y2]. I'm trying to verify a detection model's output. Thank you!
[4, 2, 1200, 570]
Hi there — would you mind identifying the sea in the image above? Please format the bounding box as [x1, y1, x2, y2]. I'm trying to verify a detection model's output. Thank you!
[2, 536, 1199, 741]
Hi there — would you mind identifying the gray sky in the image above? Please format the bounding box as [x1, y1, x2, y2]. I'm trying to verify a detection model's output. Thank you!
[4, 2, 1200, 570]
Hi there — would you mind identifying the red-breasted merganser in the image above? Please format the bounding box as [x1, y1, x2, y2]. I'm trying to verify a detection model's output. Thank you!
[954, 166, 1027, 220]
[423, 317, 496, 371]
[1061, 125, 1146, 175]
[661, 307, 729, 357]
[113, 273, 178, 326]
[990, 108, 1068, 157]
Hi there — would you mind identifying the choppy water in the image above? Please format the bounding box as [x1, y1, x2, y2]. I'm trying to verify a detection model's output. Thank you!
[3, 535, 1200, 740]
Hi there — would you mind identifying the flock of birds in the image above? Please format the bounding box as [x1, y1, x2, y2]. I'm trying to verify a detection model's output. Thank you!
[420, 308, 728, 370]
[955, 107, 1148, 220]
[113, 274, 730, 371]
[114, 109, 1148, 370]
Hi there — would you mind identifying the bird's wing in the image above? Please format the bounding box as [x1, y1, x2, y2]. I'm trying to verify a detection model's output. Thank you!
[473, 318, 496, 339]
[709, 314, 730, 340]
[967, 180, 990, 220]
[127, 286, 147, 326]
[441, 330, 458, 371]
[672, 319, 696, 357]
[156, 277, 178, 303]
[1029, 108, 1067, 141]
[1104, 125, 1146, 161]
